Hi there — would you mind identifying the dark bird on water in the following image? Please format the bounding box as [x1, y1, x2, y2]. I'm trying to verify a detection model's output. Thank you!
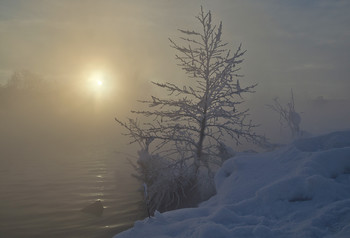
[81, 200, 104, 217]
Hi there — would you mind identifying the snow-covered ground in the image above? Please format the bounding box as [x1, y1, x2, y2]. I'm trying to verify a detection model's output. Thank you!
[114, 130, 350, 238]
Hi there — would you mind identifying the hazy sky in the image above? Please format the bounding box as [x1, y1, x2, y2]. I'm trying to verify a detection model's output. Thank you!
[1, 0, 349, 99]
[0, 0, 350, 143]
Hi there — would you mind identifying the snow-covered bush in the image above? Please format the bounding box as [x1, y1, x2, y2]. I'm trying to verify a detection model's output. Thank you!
[131, 149, 195, 214]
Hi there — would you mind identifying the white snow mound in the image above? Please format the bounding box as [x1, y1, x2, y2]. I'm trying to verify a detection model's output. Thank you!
[114, 130, 350, 238]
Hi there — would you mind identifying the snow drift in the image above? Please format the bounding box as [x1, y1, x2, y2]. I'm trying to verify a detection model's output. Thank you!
[114, 130, 350, 238]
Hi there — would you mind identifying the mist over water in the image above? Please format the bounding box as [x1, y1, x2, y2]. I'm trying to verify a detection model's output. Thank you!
[0, 86, 146, 237]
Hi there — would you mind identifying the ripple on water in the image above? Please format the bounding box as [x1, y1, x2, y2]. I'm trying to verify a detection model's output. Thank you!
[0, 147, 146, 238]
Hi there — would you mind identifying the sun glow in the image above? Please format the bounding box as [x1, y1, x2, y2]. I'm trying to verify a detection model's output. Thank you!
[84, 70, 108, 100]
[82, 67, 119, 102]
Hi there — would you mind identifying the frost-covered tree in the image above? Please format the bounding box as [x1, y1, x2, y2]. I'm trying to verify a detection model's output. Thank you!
[116, 7, 263, 214]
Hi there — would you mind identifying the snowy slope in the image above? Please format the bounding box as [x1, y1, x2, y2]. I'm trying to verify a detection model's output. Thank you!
[114, 130, 350, 238]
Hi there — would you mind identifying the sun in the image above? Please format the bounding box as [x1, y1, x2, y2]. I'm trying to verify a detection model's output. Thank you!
[90, 71, 104, 88]
[83, 68, 116, 100]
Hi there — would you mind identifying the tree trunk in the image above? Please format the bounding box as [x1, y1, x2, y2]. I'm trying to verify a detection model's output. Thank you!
[195, 94, 208, 175]
[195, 115, 206, 172]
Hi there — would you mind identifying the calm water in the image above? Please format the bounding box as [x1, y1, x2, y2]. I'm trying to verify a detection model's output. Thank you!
[0, 144, 145, 238]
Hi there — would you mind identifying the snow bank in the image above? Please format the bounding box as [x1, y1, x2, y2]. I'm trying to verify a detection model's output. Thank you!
[114, 130, 350, 238]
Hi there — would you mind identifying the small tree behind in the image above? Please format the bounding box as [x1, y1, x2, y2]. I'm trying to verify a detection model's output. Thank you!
[267, 89, 302, 138]
[116, 7, 263, 214]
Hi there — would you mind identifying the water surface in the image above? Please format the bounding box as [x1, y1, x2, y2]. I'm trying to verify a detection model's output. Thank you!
[0, 143, 145, 238]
